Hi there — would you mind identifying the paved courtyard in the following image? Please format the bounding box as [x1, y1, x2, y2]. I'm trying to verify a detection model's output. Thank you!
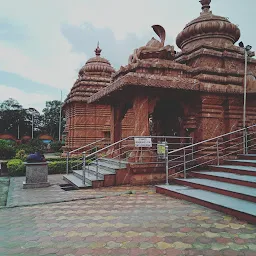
[0, 183, 256, 256]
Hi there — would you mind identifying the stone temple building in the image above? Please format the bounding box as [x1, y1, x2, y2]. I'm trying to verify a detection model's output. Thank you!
[63, 0, 256, 153]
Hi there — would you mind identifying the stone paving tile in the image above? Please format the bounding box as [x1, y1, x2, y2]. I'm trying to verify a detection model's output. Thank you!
[0, 192, 256, 255]
[6, 175, 155, 207]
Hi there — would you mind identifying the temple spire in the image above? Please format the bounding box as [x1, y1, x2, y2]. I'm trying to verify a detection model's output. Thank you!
[95, 41, 102, 56]
[200, 0, 211, 13]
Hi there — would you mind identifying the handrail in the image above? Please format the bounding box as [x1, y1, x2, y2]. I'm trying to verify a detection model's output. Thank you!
[66, 135, 193, 182]
[167, 124, 256, 156]
[84, 135, 192, 160]
[165, 124, 256, 183]
[69, 138, 106, 154]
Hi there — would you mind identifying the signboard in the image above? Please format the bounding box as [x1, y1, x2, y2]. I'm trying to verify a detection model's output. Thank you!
[157, 142, 167, 159]
[134, 137, 152, 148]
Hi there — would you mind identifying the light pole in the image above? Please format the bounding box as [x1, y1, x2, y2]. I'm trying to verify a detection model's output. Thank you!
[28, 108, 37, 139]
[59, 90, 63, 141]
[239, 42, 252, 153]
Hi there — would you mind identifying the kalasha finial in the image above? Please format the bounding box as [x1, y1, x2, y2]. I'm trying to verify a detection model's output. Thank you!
[95, 41, 102, 56]
[200, 0, 211, 13]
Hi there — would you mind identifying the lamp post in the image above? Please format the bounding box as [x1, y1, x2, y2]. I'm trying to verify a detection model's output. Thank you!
[28, 108, 37, 139]
[239, 42, 252, 154]
[58, 90, 63, 141]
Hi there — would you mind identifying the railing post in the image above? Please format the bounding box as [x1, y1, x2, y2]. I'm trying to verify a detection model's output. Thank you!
[96, 157, 99, 180]
[165, 142, 169, 185]
[191, 137, 194, 161]
[243, 129, 246, 155]
[216, 138, 220, 165]
[119, 142, 121, 168]
[66, 152, 69, 174]
[82, 152, 86, 185]
[183, 148, 186, 179]
[245, 129, 248, 154]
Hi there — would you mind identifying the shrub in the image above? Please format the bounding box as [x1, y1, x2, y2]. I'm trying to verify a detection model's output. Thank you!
[48, 161, 67, 174]
[7, 159, 25, 176]
[15, 150, 27, 161]
[49, 141, 63, 152]
[15, 144, 34, 154]
[48, 160, 83, 174]
[7, 159, 86, 176]
[29, 139, 46, 153]
[0, 140, 16, 160]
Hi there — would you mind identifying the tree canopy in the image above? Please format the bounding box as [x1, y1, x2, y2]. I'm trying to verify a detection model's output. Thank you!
[0, 98, 65, 140]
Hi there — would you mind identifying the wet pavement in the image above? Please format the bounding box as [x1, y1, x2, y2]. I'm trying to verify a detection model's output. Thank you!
[0, 175, 256, 255]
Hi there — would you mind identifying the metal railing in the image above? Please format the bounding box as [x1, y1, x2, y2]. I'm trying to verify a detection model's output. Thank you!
[66, 135, 193, 185]
[165, 124, 256, 184]
[66, 138, 110, 174]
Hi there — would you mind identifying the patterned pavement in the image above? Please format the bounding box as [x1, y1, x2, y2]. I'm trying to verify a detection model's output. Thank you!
[1, 191, 256, 256]
[6, 175, 154, 207]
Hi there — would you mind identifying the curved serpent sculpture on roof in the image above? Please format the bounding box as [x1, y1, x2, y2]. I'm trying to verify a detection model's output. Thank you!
[128, 25, 175, 64]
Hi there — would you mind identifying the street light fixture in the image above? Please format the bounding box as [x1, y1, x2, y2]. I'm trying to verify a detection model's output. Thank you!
[28, 108, 37, 139]
[239, 41, 252, 153]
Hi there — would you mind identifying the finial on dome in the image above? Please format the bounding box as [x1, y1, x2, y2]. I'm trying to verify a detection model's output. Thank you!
[200, 0, 211, 13]
[95, 41, 102, 56]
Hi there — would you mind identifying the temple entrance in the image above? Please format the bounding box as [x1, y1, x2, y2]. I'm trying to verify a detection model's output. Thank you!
[150, 99, 184, 136]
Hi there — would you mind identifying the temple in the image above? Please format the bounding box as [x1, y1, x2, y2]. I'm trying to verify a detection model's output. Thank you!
[63, 0, 256, 154]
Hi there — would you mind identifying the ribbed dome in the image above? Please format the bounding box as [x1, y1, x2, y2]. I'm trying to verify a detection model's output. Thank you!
[78, 44, 115, 77]
[63, 43, 115, 107]
[176, 0, 240, 50]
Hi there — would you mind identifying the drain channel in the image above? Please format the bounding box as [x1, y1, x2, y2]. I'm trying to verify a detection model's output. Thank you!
[59, 184, 78, 191]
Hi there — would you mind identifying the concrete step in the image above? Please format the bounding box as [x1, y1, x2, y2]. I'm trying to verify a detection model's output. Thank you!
[92, 160, 123, 172]
[63, 174, 91, 189]
[100, 158, 127, 167]
[88, 164, 116, 175]
[225, 159, 256, 167]
[192, 171, 256, 188]
[73, 170, 103, 182]
[209, 165, 256, 176]
[156, 185, 256, 224]
[238, 154, 256, 160]
[175, 178, 256, 203]
[73, 168, 116, 188]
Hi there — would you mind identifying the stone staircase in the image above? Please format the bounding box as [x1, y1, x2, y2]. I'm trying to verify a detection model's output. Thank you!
[156, 154, 256, 224]
[63, 158, 127, 189]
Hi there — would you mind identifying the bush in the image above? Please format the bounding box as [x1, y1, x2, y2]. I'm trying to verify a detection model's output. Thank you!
[0, 140, 16, 160]
[7, 159, 25, 176]
[29, 139, 46, 153]
[15, 150, 27, 161]
[48, 160, 83, 174]
[15, 144, 34, 154]
[49, 141, 63, 152]
[7, 159, 85, 176]
[48, 161, 67, 174]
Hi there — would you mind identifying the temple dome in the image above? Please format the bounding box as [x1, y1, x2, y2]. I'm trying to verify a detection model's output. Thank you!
[78, 44, 115, 77]
[63, 43, 115, 107]
[176, 0, 240, 50]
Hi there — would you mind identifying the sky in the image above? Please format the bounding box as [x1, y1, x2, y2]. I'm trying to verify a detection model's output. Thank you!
[0, 0, 255, 112]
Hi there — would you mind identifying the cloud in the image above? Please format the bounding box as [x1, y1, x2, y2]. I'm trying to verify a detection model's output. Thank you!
[61, 23, 162, 69]
[0, 85, 55, 112]
[0, 0, 255, 99]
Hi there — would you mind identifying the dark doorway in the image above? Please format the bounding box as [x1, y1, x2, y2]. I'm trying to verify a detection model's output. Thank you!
[151, 99, 183, 136]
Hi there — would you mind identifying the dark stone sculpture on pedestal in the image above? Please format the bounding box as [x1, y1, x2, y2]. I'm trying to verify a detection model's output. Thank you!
[23, 152, 50, 189]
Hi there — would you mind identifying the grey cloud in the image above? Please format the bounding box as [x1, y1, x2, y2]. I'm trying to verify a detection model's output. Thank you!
[61, 23, 174, 70]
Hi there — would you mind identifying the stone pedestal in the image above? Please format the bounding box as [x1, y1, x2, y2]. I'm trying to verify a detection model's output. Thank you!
[23, 162, 50, 189]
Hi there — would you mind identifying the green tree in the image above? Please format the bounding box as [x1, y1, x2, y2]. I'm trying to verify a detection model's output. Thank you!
[42, 100, 65, 140]
[0, 98, 42, 138]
